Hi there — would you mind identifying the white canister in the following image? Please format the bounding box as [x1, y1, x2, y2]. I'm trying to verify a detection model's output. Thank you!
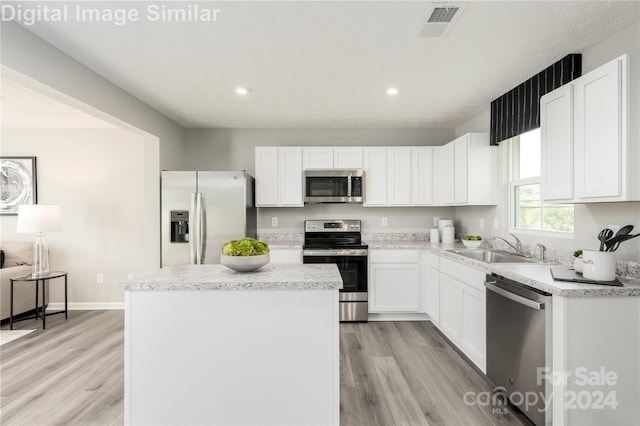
[439, 219, 454, 230]
[442, 227, 455, 244]
[582, 250, 616, 281]
[430, 228, 440, 243]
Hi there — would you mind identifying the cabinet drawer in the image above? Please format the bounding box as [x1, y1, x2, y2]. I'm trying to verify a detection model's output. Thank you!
[440, 258, 486, 293]
[369, 249, 419, 263]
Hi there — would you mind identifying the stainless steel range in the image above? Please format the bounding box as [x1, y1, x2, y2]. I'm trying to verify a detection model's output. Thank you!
[302, 219, 368, 322]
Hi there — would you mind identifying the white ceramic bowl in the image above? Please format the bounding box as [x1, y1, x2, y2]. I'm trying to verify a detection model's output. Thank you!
[220, 254, 270, 272]
[461, 239, 482, 249]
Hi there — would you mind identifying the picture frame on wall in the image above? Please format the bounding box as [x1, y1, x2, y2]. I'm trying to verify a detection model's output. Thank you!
[0, 157, 37, 215]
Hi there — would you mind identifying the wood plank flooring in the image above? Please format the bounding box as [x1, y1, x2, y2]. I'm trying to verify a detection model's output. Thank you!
[1, 312, 524, 426]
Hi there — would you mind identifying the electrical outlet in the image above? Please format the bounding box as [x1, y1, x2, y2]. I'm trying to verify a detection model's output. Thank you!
[127, 274, 134, 280]
[493, 218, 499, 230]
[608, 224, 621, 233]
[381, 217, 388, 227]
[479, 218, 485, 230]
[97, 274, 104, 284]
[433, 216, 440, 227]
[271, 217, 278, 227]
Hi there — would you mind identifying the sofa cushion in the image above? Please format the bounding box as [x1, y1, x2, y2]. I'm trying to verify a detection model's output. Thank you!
[0, 242, 33, 268]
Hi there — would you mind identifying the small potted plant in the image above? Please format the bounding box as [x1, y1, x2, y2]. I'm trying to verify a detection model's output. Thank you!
[573, 249, 583, 273]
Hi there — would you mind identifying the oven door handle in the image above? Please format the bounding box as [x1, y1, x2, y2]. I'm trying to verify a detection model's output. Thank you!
[485, 281, 544, 310]
[303, 249, 368, 257]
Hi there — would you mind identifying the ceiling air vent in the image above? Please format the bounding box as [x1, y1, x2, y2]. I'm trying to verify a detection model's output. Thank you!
[419, 3, 467, 37]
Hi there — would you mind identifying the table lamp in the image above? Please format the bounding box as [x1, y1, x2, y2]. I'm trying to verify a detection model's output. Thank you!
[16, 204, 62, 278]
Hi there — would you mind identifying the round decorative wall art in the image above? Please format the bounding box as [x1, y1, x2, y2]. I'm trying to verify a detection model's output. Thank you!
[0, 157, 37, 215]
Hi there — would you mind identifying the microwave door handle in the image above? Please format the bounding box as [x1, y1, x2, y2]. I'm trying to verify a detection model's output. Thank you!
[347, 175, 352, 197]
[190, 193, 197, 264]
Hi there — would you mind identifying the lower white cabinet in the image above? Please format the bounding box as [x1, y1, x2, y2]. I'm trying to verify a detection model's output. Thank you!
[369, 250, 419, 313]
[269, 248, 302, 264]
[433, 256, 487, 372]
[421, 252, 441, 324]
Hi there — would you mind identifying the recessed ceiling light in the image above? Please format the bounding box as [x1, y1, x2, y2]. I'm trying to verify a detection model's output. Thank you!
[386, 87, 399, 96]
[235, 87, 250, 95]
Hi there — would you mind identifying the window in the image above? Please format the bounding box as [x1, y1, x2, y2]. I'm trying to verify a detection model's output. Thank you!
[509, 129, 574, 233]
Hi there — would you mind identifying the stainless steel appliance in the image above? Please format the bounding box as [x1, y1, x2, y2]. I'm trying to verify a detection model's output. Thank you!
[303, 220, 368, 322]
[304, 170, 364, 203]
[485, 274, 552, 426]
[161, 171, 257, 266]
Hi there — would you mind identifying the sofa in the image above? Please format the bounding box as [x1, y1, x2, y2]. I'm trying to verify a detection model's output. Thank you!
[0, 242, 39, 321]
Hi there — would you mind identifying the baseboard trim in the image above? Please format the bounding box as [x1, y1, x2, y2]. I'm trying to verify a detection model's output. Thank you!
[367, 313, 430, 322]
[46, 302, 124, 311]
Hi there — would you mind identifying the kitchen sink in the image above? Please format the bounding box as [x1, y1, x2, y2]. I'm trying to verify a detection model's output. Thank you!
[447, 249, 539, 264]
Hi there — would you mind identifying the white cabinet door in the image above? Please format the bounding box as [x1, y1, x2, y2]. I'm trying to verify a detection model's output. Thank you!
[269, 249, 302, 264]
[434, 144, 455, 205]
[454, 135, 469, 204]
[369, 263, 419, 313]
[303, 148, 334, 169]
[363, 148, 387, 206]
[411, 147, 433, 205]
[278, 148, 303, 206]
[387, 147, 412, 205]
[255, 147, 279, 206]
[460, 285, 486, 372]
[439, 274, 462, 342]
[574, 57, 624, 200]
[334, 148, 363, 169]
[541, 84, 574, 201]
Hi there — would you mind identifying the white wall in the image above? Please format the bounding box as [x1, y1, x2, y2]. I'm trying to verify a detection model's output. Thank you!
[183, 128, 456, 233]
[454, 20, 640, 264]
[1, 21, 185, 170]
[1, 128, 148, 306]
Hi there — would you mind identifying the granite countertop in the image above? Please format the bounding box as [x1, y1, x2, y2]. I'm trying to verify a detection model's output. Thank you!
[433, 246, 640, 297]
[121, 263, 343, 291]
[368, 239, 640, 296]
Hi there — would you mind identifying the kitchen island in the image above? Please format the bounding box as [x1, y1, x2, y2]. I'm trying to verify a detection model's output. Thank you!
[121, 263, 342, 426]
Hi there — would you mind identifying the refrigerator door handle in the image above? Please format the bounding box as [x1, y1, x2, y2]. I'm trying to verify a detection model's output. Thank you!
[190, 193, 197, 264]
[196, 192, 204, 264]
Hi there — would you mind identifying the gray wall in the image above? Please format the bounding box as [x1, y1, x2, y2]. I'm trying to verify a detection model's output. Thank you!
[453, 20, 640, 263]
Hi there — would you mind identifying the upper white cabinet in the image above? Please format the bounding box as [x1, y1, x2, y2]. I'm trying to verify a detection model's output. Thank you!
[411, 147, 433, 205]
[433, 143, 455, 205]
[334, 148, 363, 169]
[363, 148, 387, 206]
[574, 54, 638, 202]
[387, 148, 412, 205]
[302, 147, 363, 169]
[433, 133, 495, 206]
[541, 83, 574, 201]
[454, 133, 496, 205]
[255, 147, 303, 207]
[541, 54, 639, 203]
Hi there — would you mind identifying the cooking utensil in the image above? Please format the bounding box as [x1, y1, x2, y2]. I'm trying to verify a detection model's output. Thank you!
[607, 233, 640, 252]
[598, 228, 614, 251]
[614, 224, 634, 237]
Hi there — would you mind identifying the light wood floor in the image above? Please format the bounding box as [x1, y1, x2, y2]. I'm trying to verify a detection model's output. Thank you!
[1, 311, 524, 426]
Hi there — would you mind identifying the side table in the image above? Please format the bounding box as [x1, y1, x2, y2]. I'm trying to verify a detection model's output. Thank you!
[9, 271, 68, 330]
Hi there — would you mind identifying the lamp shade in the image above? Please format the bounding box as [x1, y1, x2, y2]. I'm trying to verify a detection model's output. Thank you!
[16, 204, 62, 233]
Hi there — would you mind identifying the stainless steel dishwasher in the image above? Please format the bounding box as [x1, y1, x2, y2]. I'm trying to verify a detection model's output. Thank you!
[485, 274, 552, 426]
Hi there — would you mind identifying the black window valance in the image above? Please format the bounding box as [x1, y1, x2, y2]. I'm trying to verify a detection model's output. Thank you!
[490, 53, 581, 145]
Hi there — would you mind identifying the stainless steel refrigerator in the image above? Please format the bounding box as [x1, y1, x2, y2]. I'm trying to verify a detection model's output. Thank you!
[161, 171, 257, 266]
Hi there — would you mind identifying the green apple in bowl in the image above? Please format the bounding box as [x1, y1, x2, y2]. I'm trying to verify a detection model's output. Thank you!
[220, 238, 270, 272]
[461, 235, 483, 249]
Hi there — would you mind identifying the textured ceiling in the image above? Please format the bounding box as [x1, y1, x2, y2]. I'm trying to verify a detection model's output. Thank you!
[8, 1, 640, 128]
[1, 77, 117, 128]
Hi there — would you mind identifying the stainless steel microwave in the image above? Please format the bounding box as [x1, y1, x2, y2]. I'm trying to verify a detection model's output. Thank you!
[304, 170, 364, 203]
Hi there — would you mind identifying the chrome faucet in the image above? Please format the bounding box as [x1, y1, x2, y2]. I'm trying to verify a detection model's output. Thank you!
[537, 243, 547, 263]
[492, 234, 527, 256]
